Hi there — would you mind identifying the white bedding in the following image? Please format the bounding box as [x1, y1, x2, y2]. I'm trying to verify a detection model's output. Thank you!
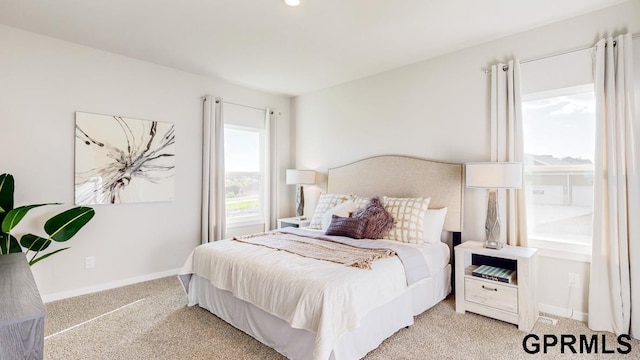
[179, 233, 449, 360]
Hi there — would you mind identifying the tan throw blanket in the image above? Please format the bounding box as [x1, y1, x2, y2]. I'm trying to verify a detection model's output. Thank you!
[232, 232, 396, 269]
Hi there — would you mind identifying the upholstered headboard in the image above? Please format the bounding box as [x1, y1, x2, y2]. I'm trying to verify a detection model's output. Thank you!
[327, 155, 464, 233]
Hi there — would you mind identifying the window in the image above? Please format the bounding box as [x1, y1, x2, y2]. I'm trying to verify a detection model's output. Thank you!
[522, 84, 595, 254]
[224, 126, 265, 224]
[223, 102, 269, 227]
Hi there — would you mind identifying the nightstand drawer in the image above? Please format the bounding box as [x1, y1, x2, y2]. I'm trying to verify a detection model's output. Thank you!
[464, 278, 518, 314]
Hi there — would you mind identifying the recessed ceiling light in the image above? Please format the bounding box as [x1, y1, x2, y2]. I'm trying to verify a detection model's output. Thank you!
[284, 0, 301, 7]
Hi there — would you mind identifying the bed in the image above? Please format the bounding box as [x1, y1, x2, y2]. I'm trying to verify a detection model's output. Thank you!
[179, 155, 464, 360]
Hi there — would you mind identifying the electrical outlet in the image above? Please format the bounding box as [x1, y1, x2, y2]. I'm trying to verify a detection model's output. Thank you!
[85, 256, 95, 269]
[568, 273, 580, 288]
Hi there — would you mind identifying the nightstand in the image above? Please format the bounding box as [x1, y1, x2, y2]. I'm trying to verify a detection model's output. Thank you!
[454, 241, 538, 332]
[277, 217, 311, 229]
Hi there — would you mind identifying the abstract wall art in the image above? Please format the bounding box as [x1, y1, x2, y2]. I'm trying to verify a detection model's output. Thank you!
[74, 112, 176, 205]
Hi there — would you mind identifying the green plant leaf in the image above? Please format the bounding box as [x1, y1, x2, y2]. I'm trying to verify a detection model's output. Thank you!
[2, 203, 57, 233]
[29, 247, 70, 266]
[0, 173, 14, 212]
[45, 207, 95, 242]
[20, 234, 52, 252]
[0, 232, 21, 254]
[0, 174, 14, 226]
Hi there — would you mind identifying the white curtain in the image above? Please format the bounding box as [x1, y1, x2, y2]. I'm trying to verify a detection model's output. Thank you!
[201, 95, 226, 244]
[490, 60, 528, 247]
[588, 33, 639, 338]
[265, 108, 278, 231]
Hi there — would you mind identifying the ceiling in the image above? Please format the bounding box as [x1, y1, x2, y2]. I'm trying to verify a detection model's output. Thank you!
[0, 0, 627, 96]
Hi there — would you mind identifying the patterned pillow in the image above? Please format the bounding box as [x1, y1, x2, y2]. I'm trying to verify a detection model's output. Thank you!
[325, 215, 368, 239]
[308, 194, 352, 229]
[352, 196, 395, 239]
[352, 195, 370, 211]
[382, 196, 431, 243]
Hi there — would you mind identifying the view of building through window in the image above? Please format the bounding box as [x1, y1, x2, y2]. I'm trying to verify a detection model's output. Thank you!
[224, 126, 264, 222]
[522, 85, 595, 245]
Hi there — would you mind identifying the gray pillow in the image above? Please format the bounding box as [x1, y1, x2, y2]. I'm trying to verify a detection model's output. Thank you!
[352, 196, 395, 239]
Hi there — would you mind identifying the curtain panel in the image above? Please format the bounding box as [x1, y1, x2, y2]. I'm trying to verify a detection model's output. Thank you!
[490, 60, 528, 247]
[201, 95, 226, 244]
[265, 108, 278, 231]
[588, 33, 639, 339]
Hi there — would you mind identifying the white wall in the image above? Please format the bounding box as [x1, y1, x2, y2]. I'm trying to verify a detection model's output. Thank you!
[293, 1, 640, 319]
[0, 25, 292, 300]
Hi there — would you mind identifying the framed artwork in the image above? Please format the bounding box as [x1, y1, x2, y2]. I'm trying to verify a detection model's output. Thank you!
[74, 112, 176, 205]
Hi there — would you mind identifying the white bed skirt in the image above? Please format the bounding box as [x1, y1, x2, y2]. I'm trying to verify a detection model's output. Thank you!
[187, 264, 451, 360]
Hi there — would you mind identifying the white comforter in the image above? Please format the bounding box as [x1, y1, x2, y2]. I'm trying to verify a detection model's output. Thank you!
[180, 233, 447, 360]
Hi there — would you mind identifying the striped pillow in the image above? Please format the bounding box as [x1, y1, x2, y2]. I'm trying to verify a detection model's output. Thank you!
[382, 196, 431, 244]
[325, 215, 368, 239]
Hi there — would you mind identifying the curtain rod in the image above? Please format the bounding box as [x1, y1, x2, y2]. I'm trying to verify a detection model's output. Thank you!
[200, 96, 266, 112]
[483, 33, 640, 73]
[222, 100, 267, 112]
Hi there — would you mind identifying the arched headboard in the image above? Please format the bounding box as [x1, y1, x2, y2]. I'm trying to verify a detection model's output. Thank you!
[327, 155, 464, 233]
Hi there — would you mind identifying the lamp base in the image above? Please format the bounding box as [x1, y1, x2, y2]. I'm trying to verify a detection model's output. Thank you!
[483, 240, 504, 249]
[484, 189, 504, 250]
[295, 185, 305, 218]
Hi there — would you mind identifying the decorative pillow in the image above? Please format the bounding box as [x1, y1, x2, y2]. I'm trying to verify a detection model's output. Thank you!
[308, 194, 352, 229]
[321, 200, 356, 231]
[382, 196, 431, 243]
[325, 215, 368, 239]
[352, 196, 395, 239]
[352, 195, 370, 211]
[422, 207, 448, 244]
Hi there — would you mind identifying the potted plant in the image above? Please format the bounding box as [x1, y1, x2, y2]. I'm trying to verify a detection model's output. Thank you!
[0, 173, 95, 265]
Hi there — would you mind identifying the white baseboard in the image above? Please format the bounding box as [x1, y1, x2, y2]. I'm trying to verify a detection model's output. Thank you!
[538, 303, 588, 322]
[41, 268, 181, 303]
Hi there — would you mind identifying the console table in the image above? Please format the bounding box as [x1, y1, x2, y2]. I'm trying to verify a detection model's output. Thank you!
[0, 253, 46, 360]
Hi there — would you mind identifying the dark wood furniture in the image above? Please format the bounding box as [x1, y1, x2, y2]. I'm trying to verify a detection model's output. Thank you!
[0, 253, 46, 360]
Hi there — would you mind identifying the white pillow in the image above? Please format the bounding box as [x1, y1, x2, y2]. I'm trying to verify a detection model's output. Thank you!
[321, 200, 356, 232]
[422, 207, 448, 244]
[308, 194, 352, 229]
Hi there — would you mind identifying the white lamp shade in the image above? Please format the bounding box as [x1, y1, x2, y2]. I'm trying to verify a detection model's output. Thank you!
[465, 162, 522, 189]
[286, 169, 316, 185]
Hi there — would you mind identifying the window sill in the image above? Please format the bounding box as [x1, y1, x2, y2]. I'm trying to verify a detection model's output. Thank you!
[528, 238, 592, 263]
[226, 219, 265, 229]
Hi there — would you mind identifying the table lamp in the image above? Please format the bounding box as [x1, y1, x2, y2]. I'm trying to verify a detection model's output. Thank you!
[465, 162, 522, 249]
[286, 169, 316, 219]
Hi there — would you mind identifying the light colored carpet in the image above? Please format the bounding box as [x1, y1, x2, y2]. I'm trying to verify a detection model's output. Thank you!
[44, 277, 639, 359]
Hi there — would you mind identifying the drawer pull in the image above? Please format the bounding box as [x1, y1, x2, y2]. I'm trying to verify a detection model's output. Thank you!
[482, 285, 498, 292]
